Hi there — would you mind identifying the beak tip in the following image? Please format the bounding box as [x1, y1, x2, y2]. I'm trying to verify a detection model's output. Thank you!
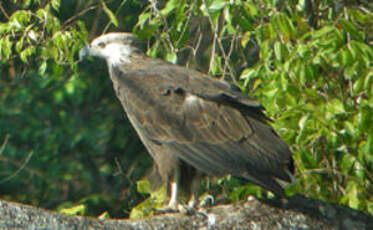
[78, 46, 89, 62]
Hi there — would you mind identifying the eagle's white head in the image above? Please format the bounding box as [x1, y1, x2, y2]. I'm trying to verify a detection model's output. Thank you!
[79, 32, 139, 65]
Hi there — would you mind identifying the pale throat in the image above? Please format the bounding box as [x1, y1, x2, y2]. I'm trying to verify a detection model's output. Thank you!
[104, 43, 133, 65]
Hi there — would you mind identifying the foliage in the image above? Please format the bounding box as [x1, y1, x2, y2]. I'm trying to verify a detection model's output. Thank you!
[0, 0, 372, 218]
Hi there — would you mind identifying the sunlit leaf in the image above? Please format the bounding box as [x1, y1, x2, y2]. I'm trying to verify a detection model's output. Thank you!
[207, 0, 228, 13]
[340, 19, 363, 41]
[160, 0, 178, 16]
[59, 204, 86, 216]
[38, 61, 47, 75]
[136, 179, 152, 194]
[101, 0, 118, 27]
[20, 46, 35, 63]
[165, 52, 177, 64]
[0, 36, 12, 60]
[51, 0, 61, 11]
[98, 211, 110, 219]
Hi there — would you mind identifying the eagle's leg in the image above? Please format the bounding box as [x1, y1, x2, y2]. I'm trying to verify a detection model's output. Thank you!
[167, 181, 179, 209]
[166, 165, 181, 210]
[154, 162, 182, 214]
[187, 173, 214, 208]
[187, 172, 201, 208]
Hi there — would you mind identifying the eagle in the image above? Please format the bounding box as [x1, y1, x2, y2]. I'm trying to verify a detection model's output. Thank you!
[79, 32, 295, 210]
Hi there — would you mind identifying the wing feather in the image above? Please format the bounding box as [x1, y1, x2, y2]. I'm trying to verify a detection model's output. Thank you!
[112, 64, 293, 196]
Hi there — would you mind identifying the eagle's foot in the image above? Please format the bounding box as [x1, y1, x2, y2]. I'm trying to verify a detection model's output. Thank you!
[154, 204, 196, 215]
[187, 194, 214, 210]
[178, 205, 196, 215]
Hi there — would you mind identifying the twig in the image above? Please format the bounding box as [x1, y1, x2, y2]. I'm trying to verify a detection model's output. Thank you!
[149, 0, 175, 52]
[0, 134, 10, 155]
[0, 2, 9, 19]
[223, 32, 238, 83]
[103, 0, 128, 33]
[202, 0, 236, 82]
[0, 151, 34, 184]
[208, 15, 218, 75]
[113, 157, 125, 176]
[114, 157, 134, 185]
[62, 5, 98, 29]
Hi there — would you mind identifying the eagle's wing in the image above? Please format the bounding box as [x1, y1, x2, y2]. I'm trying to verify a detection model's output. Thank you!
[113, 64, 293, 196]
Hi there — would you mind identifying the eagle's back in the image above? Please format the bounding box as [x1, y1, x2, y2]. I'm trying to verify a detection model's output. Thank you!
[108, 54, 294, 197]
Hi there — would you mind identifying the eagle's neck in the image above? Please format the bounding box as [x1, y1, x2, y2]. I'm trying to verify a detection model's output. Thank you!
[107, 52, 141, 80]
[105, 45, 140, 66]
[109, 52, 154, 70]
[107, 52, 170, 83]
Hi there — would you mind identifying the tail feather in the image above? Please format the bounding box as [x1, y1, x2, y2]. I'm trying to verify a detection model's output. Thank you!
[241, 169, 296, 198]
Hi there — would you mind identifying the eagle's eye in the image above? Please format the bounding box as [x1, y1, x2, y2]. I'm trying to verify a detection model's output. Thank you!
[97, 42, 106, 48]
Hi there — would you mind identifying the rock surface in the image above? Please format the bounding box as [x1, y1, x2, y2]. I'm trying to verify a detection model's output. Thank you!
[0, 195, 372, 230]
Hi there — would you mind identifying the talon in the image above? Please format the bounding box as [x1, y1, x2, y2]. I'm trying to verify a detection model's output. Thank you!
[179, 205, 195, 215]
[187, 198, 197, 208]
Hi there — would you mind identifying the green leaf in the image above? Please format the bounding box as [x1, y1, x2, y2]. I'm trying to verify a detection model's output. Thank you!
[344, 62, 358, 79]
[137, 12, 152, 27]
[160, 0, 178, 16]
[240, 68, 257, 80]
[9, 10, 31, 27]
[344, 121, 356, 137]
[137, 179, 152, 194]
[352, 76, 363, 94]
[312, 26, 335, 39]
[64, 77, 76, 95]
[165, 52, 177, 63]
[358, 104, 372, 132]
[326, 99, 345, 119]
[38, 61, 47, 75]
[210, 55, 222, 75]
[59, 204, 86, 216]
[0, 36, 12, 60]
[344, 182, 360, 209]
[272, 13, 295, 40]
[101, 1, 118, 27]
[136, 25, 158, 39]
[298, 115, 309, 131]
[20, 46, 35, 63]
[36, 8, 47, 19]
[207, 0, 228, 13]
[339, 48, 353, 67]
[243, 2, 258, 17]
[98, 211, 110, 219]
[299, 149, 317, 168]
[51, 0, 61, 11]
[351, 41, 373, 61]
[363, 71, 372, 91]
[130, 183, 167, 219]
[340, 19, 363, 41]
[229, 185, 262, 201]
[274, 41, 282, 62]
[15, 37, 24, 52]
[358, 135, 372, 165]
[0, 23, 10, 34]
[259, 40, 271, 61]
[349, 9, 372, 24]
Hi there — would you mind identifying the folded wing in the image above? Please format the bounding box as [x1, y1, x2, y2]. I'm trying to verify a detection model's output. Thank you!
[114, 65, 294, 197]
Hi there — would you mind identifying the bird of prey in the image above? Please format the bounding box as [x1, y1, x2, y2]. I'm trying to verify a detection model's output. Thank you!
[79, 32, 295, 210]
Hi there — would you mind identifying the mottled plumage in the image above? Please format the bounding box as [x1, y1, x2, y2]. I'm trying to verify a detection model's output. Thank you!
[80, 33, 295, 208]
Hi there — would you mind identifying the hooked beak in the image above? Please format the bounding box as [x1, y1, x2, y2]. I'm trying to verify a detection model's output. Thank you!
[78, 46, 90, 62]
